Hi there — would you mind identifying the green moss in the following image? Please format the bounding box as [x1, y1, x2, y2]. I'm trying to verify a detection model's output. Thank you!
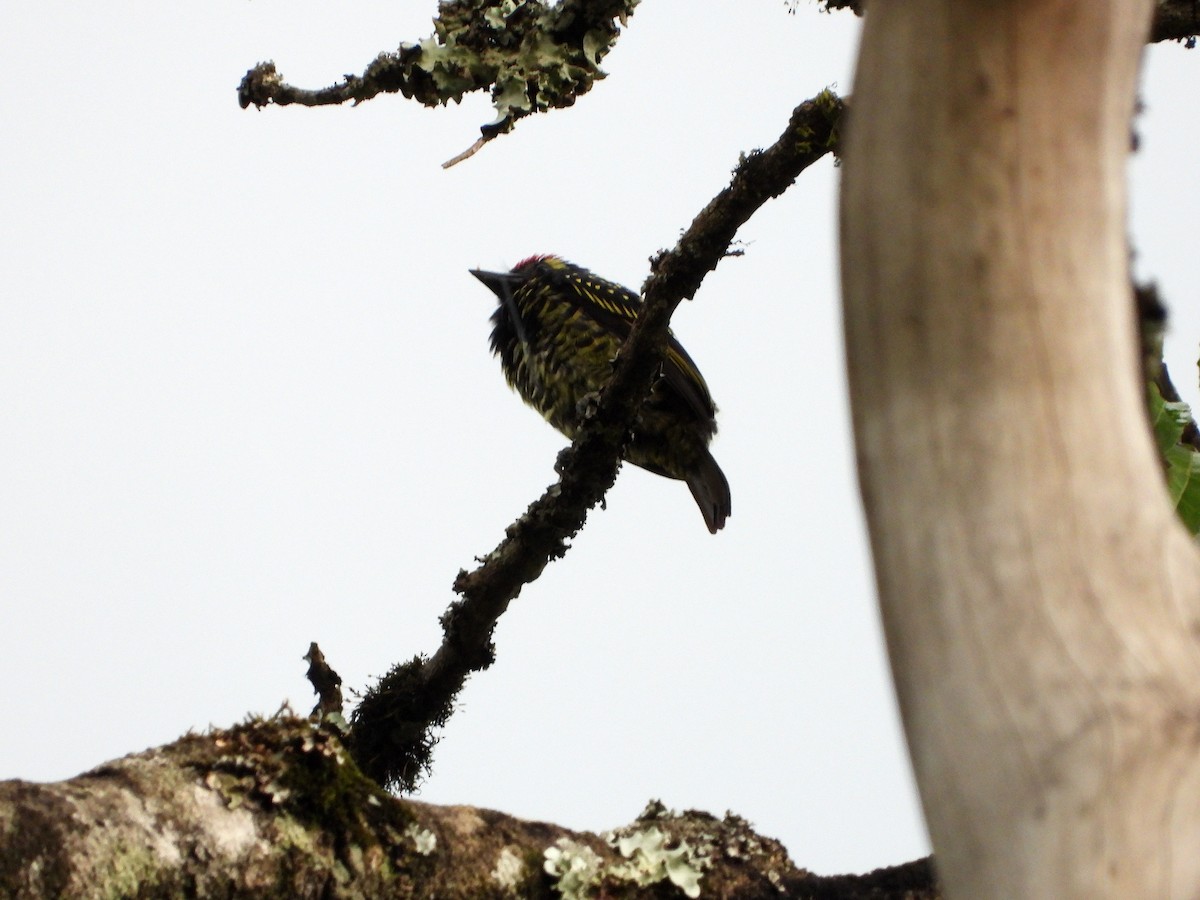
[346, 654, 450, 793]
[177, 715, 419, 879]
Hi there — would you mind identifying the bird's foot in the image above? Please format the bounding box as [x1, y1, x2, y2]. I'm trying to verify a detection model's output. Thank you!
[575, 390, 602, 421]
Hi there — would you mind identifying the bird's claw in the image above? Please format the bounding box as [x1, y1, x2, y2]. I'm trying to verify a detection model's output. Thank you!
[576, 390, 602, 421]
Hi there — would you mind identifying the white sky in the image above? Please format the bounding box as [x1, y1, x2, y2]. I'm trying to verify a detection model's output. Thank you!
[1, 0, 1196, 878]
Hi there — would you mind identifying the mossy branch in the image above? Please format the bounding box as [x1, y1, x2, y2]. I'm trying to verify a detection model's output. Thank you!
[0, 734, 938, 898]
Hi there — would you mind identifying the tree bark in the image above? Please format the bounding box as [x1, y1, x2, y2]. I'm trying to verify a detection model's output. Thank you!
[841, 0, 1200, 896]
[0, 718, 937, 899]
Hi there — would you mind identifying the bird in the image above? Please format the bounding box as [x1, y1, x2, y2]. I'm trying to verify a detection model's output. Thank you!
[470, 254, 730, 533]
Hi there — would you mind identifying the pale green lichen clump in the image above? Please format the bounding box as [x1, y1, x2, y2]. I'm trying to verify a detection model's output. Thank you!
[491, 847, 526, 891]
[610, 825, 710, 898]
[543, 839, 604, 899]
[403, 823, 437, 856]
[543, 824, 712, 898]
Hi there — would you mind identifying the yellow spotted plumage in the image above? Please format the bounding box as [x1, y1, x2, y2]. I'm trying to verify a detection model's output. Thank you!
[471, 254, 730, 533]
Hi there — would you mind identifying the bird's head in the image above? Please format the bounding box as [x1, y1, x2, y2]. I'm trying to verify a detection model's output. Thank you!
[470, 254, 566, 299]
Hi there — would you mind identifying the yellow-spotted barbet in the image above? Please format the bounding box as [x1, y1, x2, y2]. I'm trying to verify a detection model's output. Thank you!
[471, 254, 730, 533]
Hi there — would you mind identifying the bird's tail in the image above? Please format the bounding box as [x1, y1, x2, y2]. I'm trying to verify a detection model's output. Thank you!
[687, 450, 731, 534]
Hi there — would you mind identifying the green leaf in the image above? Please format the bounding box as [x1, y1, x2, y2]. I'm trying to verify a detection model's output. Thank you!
[1148, 382, 1200, 534]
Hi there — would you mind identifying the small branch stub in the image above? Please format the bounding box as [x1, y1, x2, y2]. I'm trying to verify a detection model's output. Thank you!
[304, 642, 345, 727]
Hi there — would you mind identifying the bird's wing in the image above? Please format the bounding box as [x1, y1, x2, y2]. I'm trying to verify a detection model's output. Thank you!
[563, 271, 717, 423]
[661, 336, 718, 423]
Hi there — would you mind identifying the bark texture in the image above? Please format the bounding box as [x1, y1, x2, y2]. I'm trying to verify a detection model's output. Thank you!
[841, 0, 1200, 896]
[0, 717, 936, 899]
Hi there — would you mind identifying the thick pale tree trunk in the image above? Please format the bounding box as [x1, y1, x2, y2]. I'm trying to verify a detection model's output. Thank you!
[841, 0, 1200, 896]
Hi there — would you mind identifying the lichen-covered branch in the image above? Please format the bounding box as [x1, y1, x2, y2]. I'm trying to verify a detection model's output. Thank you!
[239, 0, 640, 153]
[346, 90, 845, 792]
[0, 720, 936, 898]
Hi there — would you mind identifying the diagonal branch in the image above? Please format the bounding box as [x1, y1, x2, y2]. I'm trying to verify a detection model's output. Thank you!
[347, 90, 845, 790]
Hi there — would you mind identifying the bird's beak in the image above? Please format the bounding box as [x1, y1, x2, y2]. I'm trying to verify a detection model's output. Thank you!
[470, 268, 522, 299]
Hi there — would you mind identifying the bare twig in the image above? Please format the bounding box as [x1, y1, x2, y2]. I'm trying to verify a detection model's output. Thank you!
[442, 137, 490, 169]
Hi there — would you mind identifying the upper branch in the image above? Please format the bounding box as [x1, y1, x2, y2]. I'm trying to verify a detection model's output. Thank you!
[239, 0, 640, 151]
[347, 91, 845, 790]
[804, 0, 1200, 44]
[1151, 0, 1200, 43]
